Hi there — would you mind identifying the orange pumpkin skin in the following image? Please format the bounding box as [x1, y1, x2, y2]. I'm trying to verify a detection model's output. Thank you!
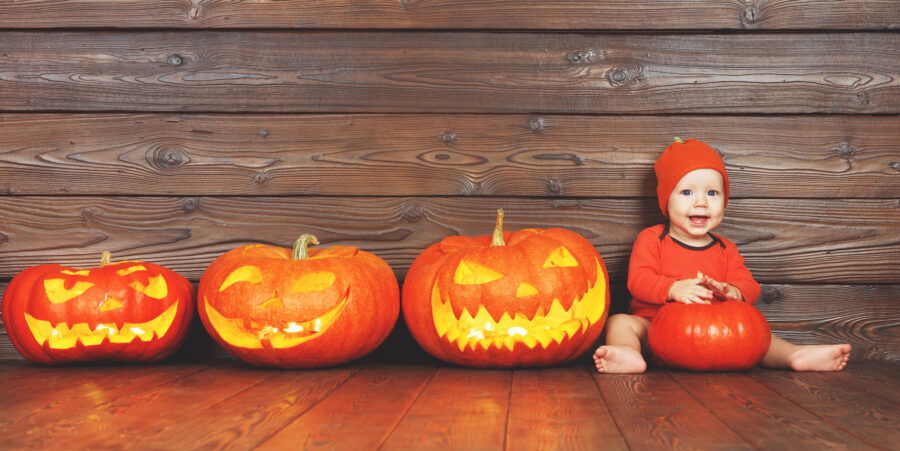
[402, 211, 610, 368]
[648, 301, 771, 371]
[198, 236, 399, 368]
[1, 254, 195, 364]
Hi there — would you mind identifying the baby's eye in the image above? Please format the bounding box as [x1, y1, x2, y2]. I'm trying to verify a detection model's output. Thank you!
[680, 189, 692, 196]
[707, 190, 719, 196]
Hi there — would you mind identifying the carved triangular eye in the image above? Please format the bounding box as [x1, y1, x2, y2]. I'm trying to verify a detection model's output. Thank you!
[220, 266, 264, 292]
[130, 274, 168, 299]
[454, 260, 505, 285]
[290, 272, 336, 293]
[542, 246, 579, 268]
[44, 279, 95, 303]
[117, 265, 148, 276]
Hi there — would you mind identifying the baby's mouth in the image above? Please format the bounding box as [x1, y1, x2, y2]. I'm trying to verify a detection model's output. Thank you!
[689, 215, 709, 227]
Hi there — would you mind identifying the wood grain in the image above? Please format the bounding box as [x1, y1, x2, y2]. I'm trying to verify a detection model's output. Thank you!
[0, 360, 270, 449]
[130, 366, 361, 450]
[592, 371, 752, 449]
[0, 196, 897, 283]
[747, 369, 900, 450]
[506, 365, 628, 450]
[257, 364, 436, 450]
[2, 114, 898, 198]
[757, 285, 900, 362]
[1, 0, 898, 29]
[380, 367, 510, 450]
[669, 371, 876, 450]
[3, 32, 898, 114]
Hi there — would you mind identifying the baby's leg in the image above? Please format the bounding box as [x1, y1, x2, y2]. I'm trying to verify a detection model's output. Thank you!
[761, 335, 851, 371]
[593, 314, 650, 373]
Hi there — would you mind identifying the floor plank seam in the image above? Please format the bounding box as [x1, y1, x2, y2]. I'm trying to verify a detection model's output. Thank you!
[746, 371, 884, 450]
[587, 364, 633, 450]
[666, 370, 758, 449]
[374, 365, 439, 451]
[502, 369, 514, 451]
[249, 365, 366, 450]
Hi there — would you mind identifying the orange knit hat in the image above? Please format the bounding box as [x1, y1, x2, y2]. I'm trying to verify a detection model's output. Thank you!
[654, 138, 729, 218]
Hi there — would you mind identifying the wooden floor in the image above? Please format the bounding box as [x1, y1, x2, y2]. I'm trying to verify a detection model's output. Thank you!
[1, 358, 898, 450]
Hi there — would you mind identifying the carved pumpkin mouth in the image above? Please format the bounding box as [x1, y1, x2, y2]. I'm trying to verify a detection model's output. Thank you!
[203, 295, 347, 349]
[23, 301, 181, 350]
[431, 259, 607, 352]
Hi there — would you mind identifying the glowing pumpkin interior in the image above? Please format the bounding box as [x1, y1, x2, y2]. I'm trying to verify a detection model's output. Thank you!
[432, 250, 607, 352]
[204, 266, 347, 349]
[25, 265, 180, 350]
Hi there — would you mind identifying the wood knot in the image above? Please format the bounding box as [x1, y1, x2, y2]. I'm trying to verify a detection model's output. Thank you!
[258, 129, 269, 138]
[741, 5, 762, 27]
[253, 171, 273, 185]
[758, 286, 782, 304]
[81, 208, 101, 221]
[402, 203, 426, 222]
[460, 179, 484, 195]
[534, 153, 585, 166]
[888, 161, 900, 172]
[167, 54, 184, 66]
[607, 67, 641, 87]
[181, 198, 200, 213]
[148, 147, 190, 170]
[566, 50, 598, 65]
[528, 117, 546, 132]
[835, 142, 854, 157]
[547, 178, 563, 194]
[441, 131, 456, 144]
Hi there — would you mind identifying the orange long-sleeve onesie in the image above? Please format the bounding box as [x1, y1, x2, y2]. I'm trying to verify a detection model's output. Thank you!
[627, 224, 761, 320]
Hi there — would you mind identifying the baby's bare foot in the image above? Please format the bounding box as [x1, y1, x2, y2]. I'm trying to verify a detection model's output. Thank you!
[789, 344, 851, 371]
[593, 345, 647, 373]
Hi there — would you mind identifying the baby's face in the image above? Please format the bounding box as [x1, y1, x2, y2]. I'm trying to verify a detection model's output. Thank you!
[666, 169, 725, 246]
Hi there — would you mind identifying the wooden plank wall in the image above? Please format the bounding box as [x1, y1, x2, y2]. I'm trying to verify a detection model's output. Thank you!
[1, 1, 898, 362]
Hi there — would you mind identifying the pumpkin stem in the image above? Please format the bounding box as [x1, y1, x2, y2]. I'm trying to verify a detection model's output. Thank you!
[673, 136, 684, 143]
[100, 251, 112, 266]
[491, 209, 506, 246]
[293, 234, 320, 260]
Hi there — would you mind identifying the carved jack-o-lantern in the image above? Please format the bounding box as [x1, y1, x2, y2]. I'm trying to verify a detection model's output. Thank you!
[1, 252, 195, 364]
[198, 235, 399, 368]
[402, 210, 610, 368]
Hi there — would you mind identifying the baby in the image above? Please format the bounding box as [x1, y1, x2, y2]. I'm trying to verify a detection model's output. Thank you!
[594, 138, 851, 373]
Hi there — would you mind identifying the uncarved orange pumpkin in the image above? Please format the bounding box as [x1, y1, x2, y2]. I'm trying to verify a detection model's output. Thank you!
[402, 210, 610, 368]
[198, 234, 399, 368]
[649, 300, 771, 371]
[1, 252, 195, 364]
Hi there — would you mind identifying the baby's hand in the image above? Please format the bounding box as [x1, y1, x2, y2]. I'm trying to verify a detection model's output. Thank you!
[697, 271, 743, 301]
[667, 277, 713, 304]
